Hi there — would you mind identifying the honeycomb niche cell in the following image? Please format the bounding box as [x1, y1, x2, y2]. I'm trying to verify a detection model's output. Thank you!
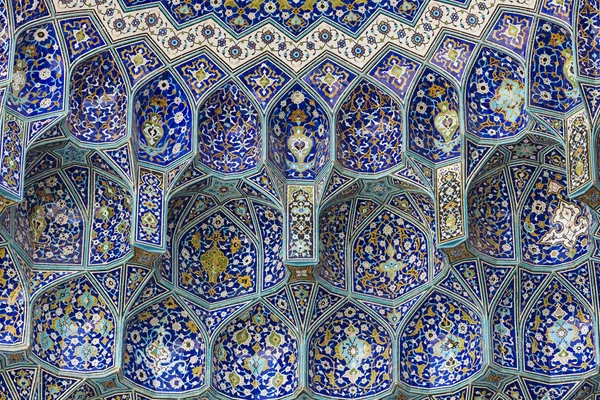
[197, 82, 262, 174]
[1, 2, 600, 399]
[336, 80, 403, 174]
[31, 275, 117, 373]
[66, 51, 128, 144]
[122, 296, 207, 393]
[268, 84, 330, 180]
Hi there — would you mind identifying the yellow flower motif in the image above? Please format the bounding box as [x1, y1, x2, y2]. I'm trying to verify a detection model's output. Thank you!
[164, 297, 178, 309]
[186, 320, 199, 333]
[238, 276, 252, 287]
[191, 232, 202, 250]
[231, 236, 242, 254]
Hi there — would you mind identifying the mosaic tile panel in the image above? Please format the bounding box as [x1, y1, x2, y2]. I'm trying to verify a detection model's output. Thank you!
[529, 20, 581, 113]
[565, 111, 592, 193]
[66, 52, 128, 144]
[32, 275, 116, 372]
[520, 168, 591, 266]
[430, 35, 475, 82]
[123, 296, 206, 393]
[308, 301, 393, 398]
[14, 172, 85, 265]
[268, 85, 329, 180]
[173, 53, 225, 103]
[133, 71, 193, 167]
[399, 291, 483, 388]
[286, 185, 315, 260]
[486, 12, 533, 59]
[302, 59, 356, 109]
[352, 207, 429, 300]
[0, 0, 10, 83]
[336, 80, 403, 174]
[437, 162, 464, 244]
[468, 170, 515, 259]
[197, 83, 261, 174]
[368, 50, 420, 101]
[213, 303, 299, 399]
[89, 174, 133, 265]
[116, 41, 164, 87]
[8, 23, 65, 118]
[408, 68, 460, 163]
[317, 200, 351, 290]
[240, 59, 291, 110]
[59, 17, 106, 64]
[0, 114, 26, 198]
[577, 0, 600, 79]
[492, 277, 517, 369]
[135, 169, 164, 248]
[523, 279, 596, 376]
[0, 247, 25, 347]
[466, 46, 528, 139]
[177, 210, 258, 303]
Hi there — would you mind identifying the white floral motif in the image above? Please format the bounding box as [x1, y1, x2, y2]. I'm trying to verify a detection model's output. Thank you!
[539, 201, 589, 249]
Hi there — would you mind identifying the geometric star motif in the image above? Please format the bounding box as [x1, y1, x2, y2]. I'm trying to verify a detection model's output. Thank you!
[54, 143, 89, 166]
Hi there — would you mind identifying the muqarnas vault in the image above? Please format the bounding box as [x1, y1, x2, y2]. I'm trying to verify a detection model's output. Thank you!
[0, 0, 600, 399]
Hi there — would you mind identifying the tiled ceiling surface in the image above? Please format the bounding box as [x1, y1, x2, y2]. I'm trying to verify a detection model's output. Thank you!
[0, 0, 600, 399]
